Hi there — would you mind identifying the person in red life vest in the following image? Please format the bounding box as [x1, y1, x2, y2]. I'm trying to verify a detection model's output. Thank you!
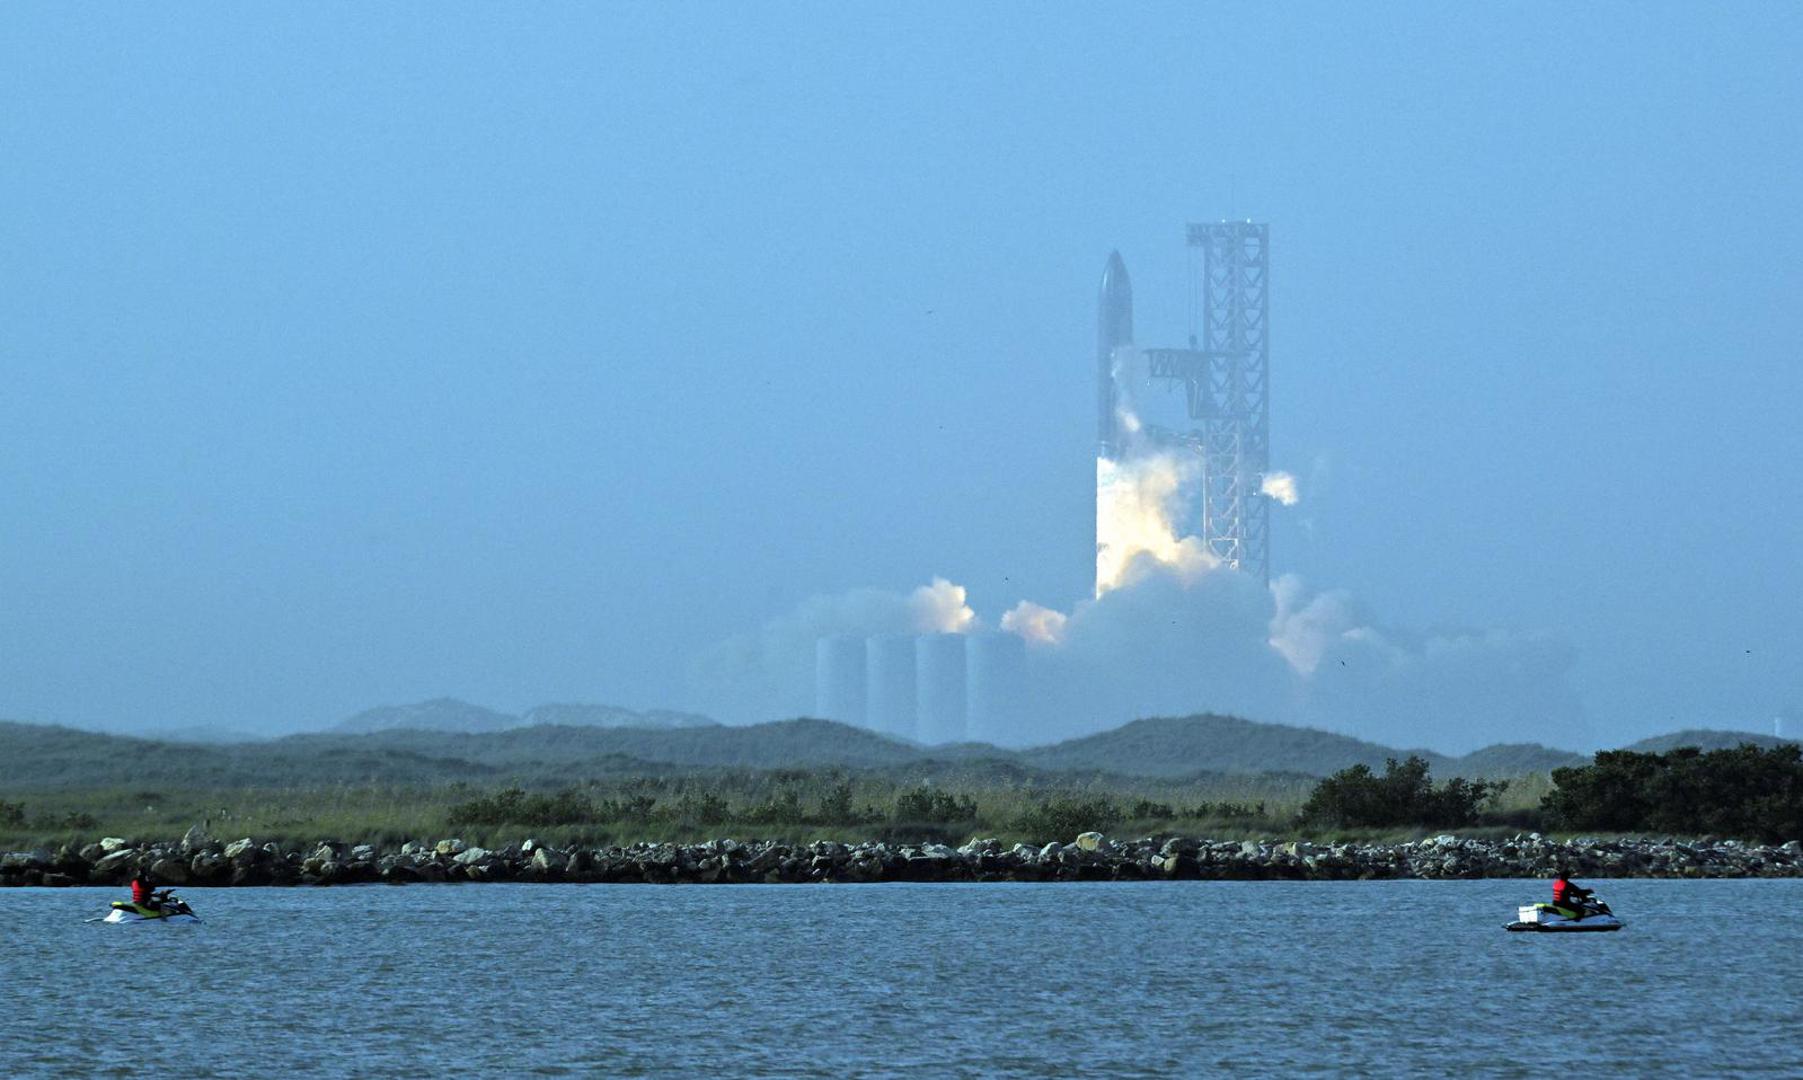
[129, 869, 162, 911]
[1552, 868, 1594, 917]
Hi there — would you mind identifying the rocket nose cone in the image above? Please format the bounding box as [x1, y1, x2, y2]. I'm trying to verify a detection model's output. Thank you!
[1101, 250, 1131, 295]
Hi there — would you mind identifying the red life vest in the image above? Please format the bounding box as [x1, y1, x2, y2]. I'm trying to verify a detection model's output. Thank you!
[131, 878, 152, 904]
[1552, 878, 1574, 904]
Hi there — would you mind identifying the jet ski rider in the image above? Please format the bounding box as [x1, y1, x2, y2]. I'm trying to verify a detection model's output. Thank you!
[1552, 868, 1594, 918]
[129, 869, 163, 912]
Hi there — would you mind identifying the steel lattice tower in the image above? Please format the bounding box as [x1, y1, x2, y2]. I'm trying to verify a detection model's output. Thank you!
[1141, 222, 1270, 583]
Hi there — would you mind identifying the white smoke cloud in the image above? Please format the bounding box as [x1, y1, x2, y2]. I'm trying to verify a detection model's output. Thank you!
[1268, 574, 1366, 675]
[909, 577, 977, 634]
[689, 564, 1586, 752]
[1000, 600, 1067, 645]
[686, 577, 975, 724]
[1260, 470, 1300, 507]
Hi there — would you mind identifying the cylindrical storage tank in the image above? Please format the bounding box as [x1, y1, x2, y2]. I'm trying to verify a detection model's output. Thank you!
[865, 634, 918, 740]
[914, 633, 968, 745]
[814, 636, 867, 727]
[965, 632, 1027, 745]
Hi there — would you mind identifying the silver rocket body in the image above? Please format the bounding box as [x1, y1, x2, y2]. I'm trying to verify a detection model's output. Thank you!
[1096, 251, 1133, 460]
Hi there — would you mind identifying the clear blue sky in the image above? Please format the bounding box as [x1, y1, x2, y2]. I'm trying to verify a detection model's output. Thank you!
[2, 6, 1798, 745]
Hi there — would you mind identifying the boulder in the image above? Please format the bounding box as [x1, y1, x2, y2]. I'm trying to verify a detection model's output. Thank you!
[452, 846, 491, 866]
[94, 849, 139, 877]
[530, 847, 566, 873]
[147, 857, 190, 884]
[0, 849, 51, 871]
[99, 837, 130, 853]
[224, 839, 257, 861]
[350, 844, 376, 861]
[180, 825, 213, 855]
[1075, 832, 1104, 852]
[435, 838, 467, 857]
[382, 862, 423, 884]
[1156, 853, 1200, 879]
[230, 864, 271, 886]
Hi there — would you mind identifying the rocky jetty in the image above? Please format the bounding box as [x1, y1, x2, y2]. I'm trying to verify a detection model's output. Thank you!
[4, 830, 1802, 887]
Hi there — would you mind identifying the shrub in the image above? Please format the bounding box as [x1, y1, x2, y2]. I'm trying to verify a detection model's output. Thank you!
[671, 792, 731, 826]
[1543, 744, 1803, 843]
[0, 800, 24, 827]
[602, 794, 659, 824]
[1202, 801, 1266, 821]
[742, 789, 805, 825]
[1296, 757, 1505, 829]
[816, 782, 855, 823]
[892, 787, 977, 825]
[1014, 797, 1121, 841]
[447, 787, 599, 827]
[1129, 799, 1176, 819]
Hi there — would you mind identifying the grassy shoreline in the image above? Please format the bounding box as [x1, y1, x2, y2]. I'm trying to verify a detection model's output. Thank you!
[1, 771, 1553, 851]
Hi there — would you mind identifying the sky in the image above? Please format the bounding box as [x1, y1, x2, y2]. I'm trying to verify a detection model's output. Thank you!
[1, 6, 1799, 749]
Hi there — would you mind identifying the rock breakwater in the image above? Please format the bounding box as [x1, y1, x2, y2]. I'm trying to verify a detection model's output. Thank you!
[4, 831, 1801, 887]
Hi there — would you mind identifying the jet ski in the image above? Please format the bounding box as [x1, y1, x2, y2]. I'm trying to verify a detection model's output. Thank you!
[1505, 897, 1622, 932]
[98, 892, 199, 924]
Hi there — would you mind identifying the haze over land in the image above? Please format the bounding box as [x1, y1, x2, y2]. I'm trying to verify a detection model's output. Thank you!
[2, 8, 1801, 751]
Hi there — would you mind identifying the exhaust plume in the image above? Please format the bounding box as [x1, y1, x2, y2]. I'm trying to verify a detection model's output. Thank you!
[1095, 453, 1216, 596]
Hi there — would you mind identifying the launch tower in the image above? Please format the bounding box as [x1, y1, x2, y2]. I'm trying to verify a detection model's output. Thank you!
[1138, 221, 1271, 583]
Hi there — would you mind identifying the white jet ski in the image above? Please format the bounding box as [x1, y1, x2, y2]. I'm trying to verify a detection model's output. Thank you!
[93, 892, 200, 924]
[1505, 898, 1622, 932]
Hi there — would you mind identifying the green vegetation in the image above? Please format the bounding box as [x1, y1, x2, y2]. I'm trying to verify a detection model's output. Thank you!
[3, 715, 1796, 849]
[0, 768, 1311, 850]
[1295, 756, 1508, 829]
[1543, 744, 1803, 843]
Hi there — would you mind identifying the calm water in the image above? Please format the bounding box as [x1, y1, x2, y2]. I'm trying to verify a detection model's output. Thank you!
[3, 880, 1799, 1077]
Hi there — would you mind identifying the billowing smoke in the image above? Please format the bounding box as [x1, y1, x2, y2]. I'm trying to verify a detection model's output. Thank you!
[1095, 453, 1217, 596]
[909, 577, 977, 634]
[1260, 470, 1300, 506]
[688, 577, 976, 724]
[689, 395, 1583, 753]
[1000, 600, 1067, 645]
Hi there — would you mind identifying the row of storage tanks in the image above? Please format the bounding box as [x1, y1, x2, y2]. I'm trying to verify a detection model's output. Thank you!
[815, 632, 1027, 744]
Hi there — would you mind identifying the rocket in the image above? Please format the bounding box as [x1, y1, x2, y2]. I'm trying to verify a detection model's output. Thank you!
[1097, 250, 1133, 459]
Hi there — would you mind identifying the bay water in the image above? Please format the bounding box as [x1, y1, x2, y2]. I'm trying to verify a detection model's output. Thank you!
[4, 880, 1799, 1077]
